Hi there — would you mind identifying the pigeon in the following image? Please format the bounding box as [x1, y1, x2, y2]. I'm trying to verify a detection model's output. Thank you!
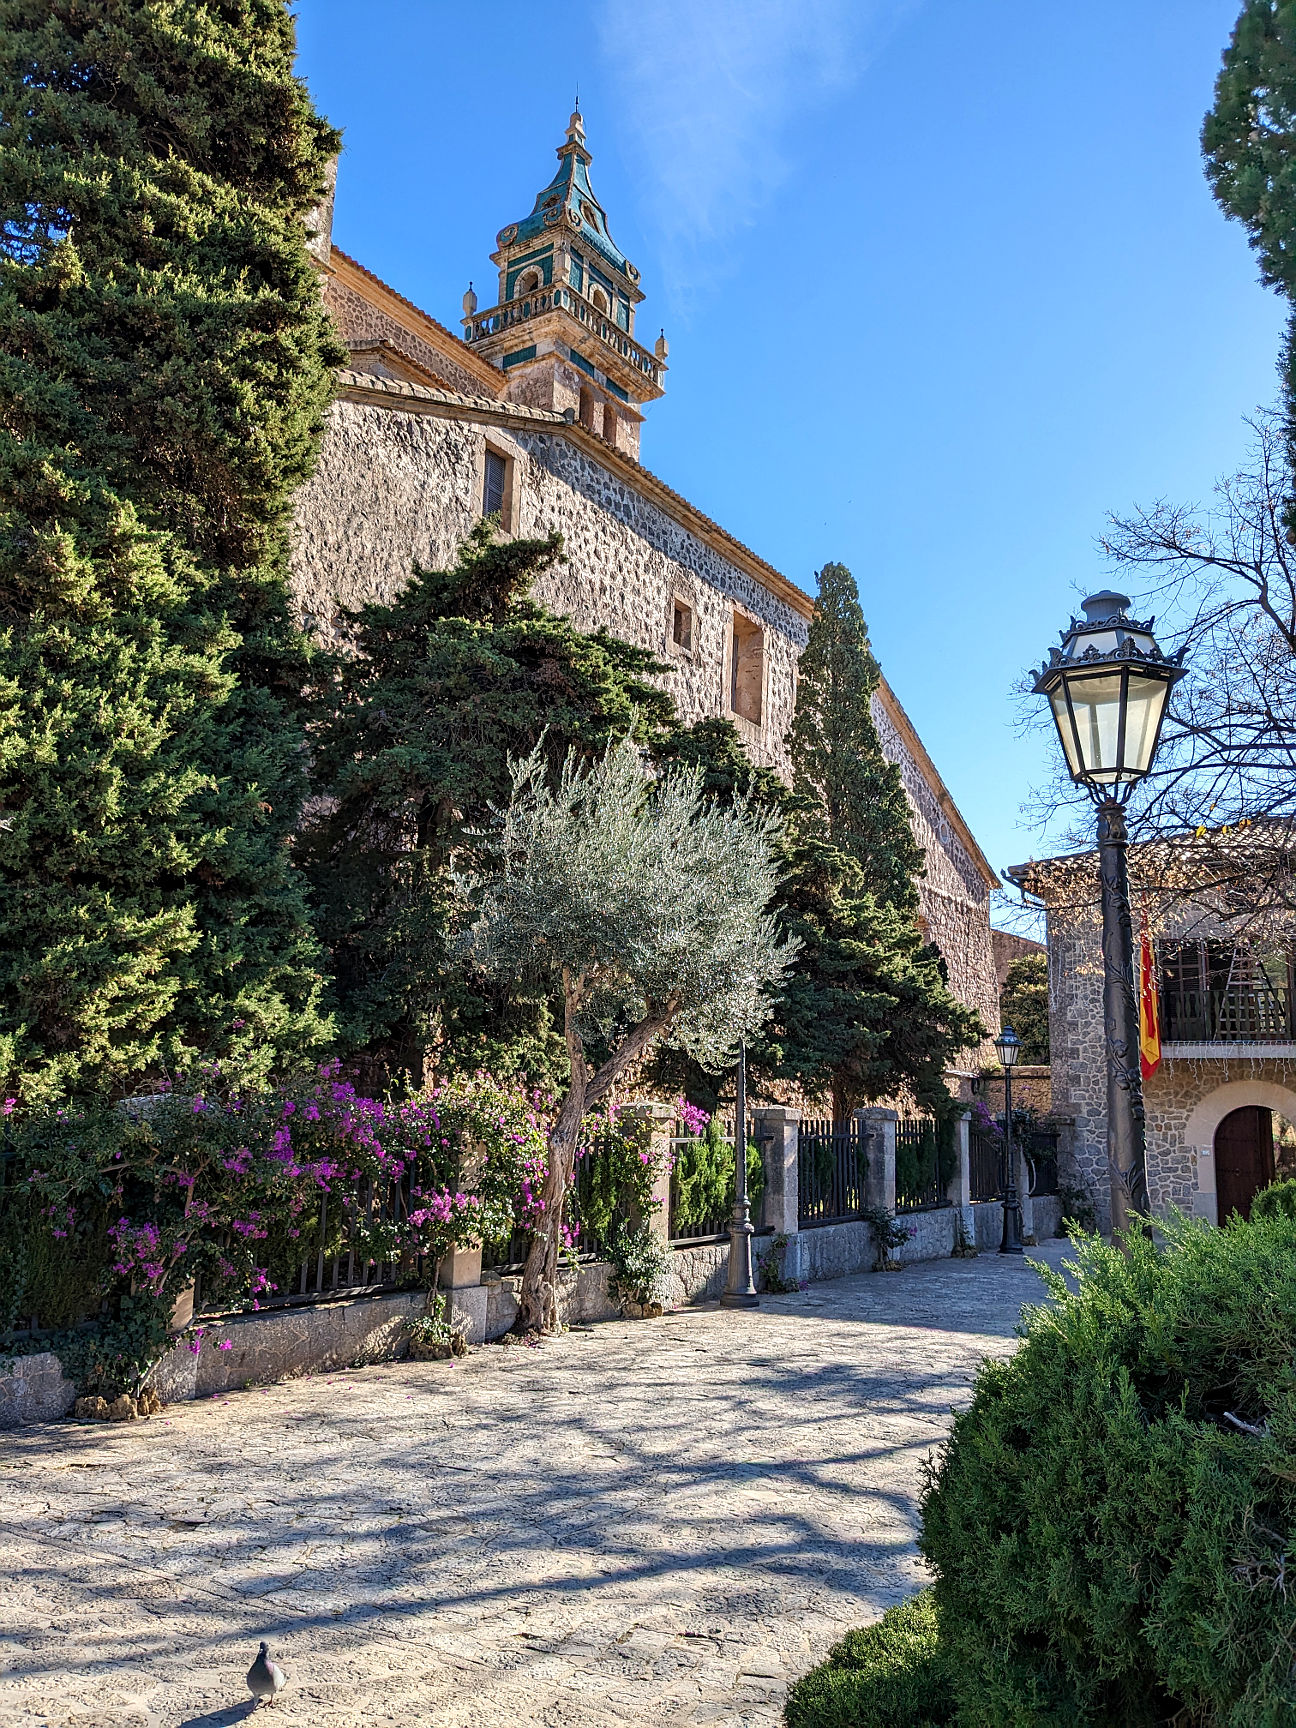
[247, 1641, 288, 1707]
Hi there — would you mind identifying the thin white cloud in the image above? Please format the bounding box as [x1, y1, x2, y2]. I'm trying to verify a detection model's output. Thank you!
[597, 0, 913, 304]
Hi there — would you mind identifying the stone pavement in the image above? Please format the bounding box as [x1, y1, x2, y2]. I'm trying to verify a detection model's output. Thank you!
[1, 1240, 1071, 1728]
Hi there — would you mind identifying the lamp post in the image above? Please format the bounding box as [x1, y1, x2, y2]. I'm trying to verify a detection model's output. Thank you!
[994, 1025, 1023, 1253]
[1033, 591, 1186, 1238]
[720, 1037, 759, 1308]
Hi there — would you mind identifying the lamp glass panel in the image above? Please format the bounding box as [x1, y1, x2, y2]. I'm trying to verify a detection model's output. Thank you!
[1048, 688, 1083, 779]
[1120, 673, 1172, 776]
[1062, 670, 1125, 783]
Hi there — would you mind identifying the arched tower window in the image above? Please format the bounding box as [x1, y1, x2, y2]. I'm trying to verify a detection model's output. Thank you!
[590, 286, 609, 315]
[515, 268, 542, 299]
[603, 403, 617, 445]
[578, 385, 595, 428]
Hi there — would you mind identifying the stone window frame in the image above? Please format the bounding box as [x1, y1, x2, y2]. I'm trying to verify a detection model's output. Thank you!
[728, 606, 767, 734]
[476, 433, 518, 534]
[667, 588, 699, 664]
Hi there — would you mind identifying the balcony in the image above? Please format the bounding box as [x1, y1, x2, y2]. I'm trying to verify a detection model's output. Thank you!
[461, 285, 664, 391]
[1157, 940, 1296, 1054]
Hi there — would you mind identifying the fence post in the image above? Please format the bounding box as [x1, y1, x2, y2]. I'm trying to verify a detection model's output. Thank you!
[619, 1102, 676, 1245]
[948, 1109, 976, 1246]
[857, 1107, 897, 1214]
[439, 1244, 486, 1345]
[752, 1106, 800, 1279]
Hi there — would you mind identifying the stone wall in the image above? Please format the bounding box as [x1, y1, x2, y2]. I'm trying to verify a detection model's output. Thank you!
[992, 928, 1046, 990]
[291, 393, 807, 772]
[873, 699, 1000, 1058]
[324, 265, 498, 400]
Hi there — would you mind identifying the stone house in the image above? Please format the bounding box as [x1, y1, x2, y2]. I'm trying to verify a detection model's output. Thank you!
[291, 113, 1001, 1069]
[1013, 839, 1296, 1232]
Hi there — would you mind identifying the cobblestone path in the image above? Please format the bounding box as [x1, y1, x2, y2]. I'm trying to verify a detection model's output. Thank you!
[2, 1241, 1069, 1728]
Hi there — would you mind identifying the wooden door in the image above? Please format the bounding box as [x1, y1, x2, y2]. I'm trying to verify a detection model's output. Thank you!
[1214, 1107, 1275, 1222]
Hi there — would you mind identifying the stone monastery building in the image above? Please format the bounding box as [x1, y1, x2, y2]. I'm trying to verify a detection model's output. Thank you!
[290, 112, 1001, 1063]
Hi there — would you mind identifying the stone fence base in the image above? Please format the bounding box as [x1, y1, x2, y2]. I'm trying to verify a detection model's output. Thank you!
[0, 1196, 1064, 1429]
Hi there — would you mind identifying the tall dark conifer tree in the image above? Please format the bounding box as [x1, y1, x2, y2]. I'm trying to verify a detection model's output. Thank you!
[0, 0, 343, 1100]
[777, 563, 980, 1114]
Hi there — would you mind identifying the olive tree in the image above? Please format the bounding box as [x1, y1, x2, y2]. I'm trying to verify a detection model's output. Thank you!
[466, 736, 796, 1332]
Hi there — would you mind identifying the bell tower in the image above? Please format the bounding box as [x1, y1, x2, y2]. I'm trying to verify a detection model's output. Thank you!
[461, 110, 667, 461]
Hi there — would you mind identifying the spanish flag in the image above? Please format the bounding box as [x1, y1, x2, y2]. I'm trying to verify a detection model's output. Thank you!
[1139, 909, 1161, 1080]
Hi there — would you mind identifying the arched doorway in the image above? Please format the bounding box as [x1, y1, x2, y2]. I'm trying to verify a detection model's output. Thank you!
[1214, 1107, 1276, 1221]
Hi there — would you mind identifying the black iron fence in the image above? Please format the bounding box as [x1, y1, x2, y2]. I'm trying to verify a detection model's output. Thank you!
[669, 1120, 771, 1242]
[196, 1173, 428, 1315]
[1025, 1128, 1059, 1197]
[798, 1118, 867, 1227]
[969, 1127, 1002, 1202]
[894, 1116, 945, 1213]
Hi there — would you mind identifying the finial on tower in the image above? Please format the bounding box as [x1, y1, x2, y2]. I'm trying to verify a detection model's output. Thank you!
[654, 328, 669, 361]
[462, 280, 477, 316]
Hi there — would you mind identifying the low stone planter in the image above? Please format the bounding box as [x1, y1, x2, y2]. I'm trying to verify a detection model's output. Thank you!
[621, 1300, 664, 1319]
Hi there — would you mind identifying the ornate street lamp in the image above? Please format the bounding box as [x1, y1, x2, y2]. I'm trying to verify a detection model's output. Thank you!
[1033, 590, 1186, 1236]
[993, 1025, 1023, 1254]
[720, 1037, 759, 1308]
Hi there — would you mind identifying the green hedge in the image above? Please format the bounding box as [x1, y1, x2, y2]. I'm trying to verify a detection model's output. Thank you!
[919, 1215, 1296, 1726]
[784, 1592, 953, 1728]
[787, 1215, 1296, 1727]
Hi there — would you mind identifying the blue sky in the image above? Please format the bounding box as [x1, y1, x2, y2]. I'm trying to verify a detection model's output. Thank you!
[295, 0, 1283, 917]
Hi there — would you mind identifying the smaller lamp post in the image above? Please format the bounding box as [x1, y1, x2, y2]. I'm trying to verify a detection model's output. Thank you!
[720, 1037, 759, 1308]
[994, 1025, 1023, 1254]
[1032, 591, 1186, 1237]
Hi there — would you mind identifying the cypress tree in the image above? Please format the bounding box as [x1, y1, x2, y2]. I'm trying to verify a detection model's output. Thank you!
[300, 525, 677, 1088]
[787, 562, 925, 909]
[0, 0, 343, 1101]
[778, 564, 980, 1112]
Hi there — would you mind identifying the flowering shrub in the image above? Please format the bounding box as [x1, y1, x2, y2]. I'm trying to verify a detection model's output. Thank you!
[0, 1065, 545, 1392]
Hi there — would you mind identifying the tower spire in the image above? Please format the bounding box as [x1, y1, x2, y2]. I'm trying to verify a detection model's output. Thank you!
[459, 111, 666, 461]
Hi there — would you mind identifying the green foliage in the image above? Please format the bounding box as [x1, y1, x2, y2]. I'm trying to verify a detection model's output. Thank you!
[860, 1204, 915, 1265]
[920, 1216, 1296, 1726]
[1, 1068, 539, 1391]
[604, 1217, 671, 1307]
[764, 836, 983, 1115]
[895, 1117, 957, 1204]
[645, 713, 983, 1115]
[671, 1114, 765, 1235]
[1252, 1174, 1296, 1218]
[1055, 1183, 1097, 1236]
[571, 1114, 666, 1252]
[787, 563, 924, 910]
[756, 1231, 799, 1293]
[468, 737, 796, 1074]
[1204, 4, 1296, 461]
[301, 524, 677, 1088]
[0, 0, 342, 1102]
[999, 954, 1049, 1064]
[783, 1591, 955, 1728]
[775, 564, 982, 1111]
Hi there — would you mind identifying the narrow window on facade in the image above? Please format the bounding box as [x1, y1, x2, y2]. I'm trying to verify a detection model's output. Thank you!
[730, 613, 764, 725]
[578, 385, 595, 428]
[483, 448, 507, 520]
[603, 403, 617, 445]
[672, 600, 693, 652]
